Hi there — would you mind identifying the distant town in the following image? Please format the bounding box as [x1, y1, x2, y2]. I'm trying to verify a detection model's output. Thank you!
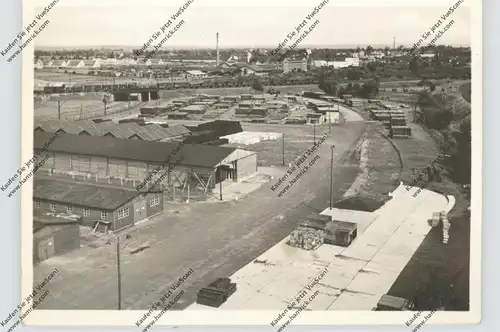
[34, 43, 471, 92]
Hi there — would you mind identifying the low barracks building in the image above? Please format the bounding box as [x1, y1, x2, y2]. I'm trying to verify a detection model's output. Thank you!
[34, 132, 258, 195]
[33, 215, 81, 262]
[33, 179, 164, 231]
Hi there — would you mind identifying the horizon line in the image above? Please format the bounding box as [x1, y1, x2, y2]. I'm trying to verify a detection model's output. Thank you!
[35, 43, 472, 50]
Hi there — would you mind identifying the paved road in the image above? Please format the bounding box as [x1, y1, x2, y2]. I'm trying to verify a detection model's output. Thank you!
[34, 110, 366, 310]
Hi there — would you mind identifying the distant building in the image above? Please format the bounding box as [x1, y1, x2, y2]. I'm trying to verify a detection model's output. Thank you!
[100, 58, 118, 67]
[34, 59, 44, 70]
[184, 70, 207, 79]
[149, 58, 164, 66]
[238, 64, 273, 77]
[282, 57, 308, 73]
[371, 51, 385, 59]
[137, 58, 165, 66]
[118, 58, 137, 66]
[50, 60, 69, 68]
[67, 60, 85, 68]
[83, 59, 101, 69]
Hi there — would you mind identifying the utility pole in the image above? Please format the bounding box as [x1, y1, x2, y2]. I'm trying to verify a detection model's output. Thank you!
[57, 100, 61, 119]
[313, 122, 316, 144]
[79, 104, 83, 120]
[282, 133, 285, 166]
[219, 163, 223, 201]
[116, 236, 122, 310]
[104, 98, 107, 116]
[329, 145, 335, 211]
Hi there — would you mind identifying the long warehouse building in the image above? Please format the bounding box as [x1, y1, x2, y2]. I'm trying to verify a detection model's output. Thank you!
[34, 132, 258, 195]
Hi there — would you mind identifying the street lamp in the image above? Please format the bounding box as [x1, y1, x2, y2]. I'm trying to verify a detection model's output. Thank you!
[313, 122, 316, 144]
[329, 145, 335, 211]
[116, 235, 122, 310]
[282, 133, 285, 166]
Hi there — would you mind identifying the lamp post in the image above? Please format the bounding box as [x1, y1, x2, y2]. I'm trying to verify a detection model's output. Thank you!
[282, 133, 285, 166]
[313, 122, 316, 144]
[116, 236, 122, 310]
[329, 145, 335, 211]
[219, 162, 223, 201]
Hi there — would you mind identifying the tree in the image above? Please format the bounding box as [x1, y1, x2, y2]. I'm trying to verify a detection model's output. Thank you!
[409, 56, 420, 76]
[366, 45, 374, 55]
[417, 92, 454, 130]
[338, 86, 347, 98]
[453, 116, 471, 184]
[358, 79, 380, 98]
[346, 68, 362, 81]
[320, 80, 337, 96]
[318, 71, 337, 96]
[366, 62, 377, 72]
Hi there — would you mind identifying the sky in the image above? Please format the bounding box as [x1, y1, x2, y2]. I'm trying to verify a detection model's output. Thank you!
[32, 0, 472, 49]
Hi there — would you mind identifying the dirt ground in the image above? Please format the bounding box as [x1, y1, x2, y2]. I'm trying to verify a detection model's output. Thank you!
[33, 118, 367, 310]
[224, 124, 333, 168]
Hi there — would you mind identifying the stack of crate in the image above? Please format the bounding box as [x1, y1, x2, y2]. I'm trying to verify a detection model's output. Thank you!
[375, 112, 391, 126]
[288, 226, 325, 251]
[391, 125, 412, 138]
[389, 111, 411, 138]
[441, 211, 450, 244]
[196, 278, 237, 308]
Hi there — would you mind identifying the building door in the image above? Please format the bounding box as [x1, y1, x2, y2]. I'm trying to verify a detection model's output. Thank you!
[134, 200, 146, 223]
[38, 237, 54, 261]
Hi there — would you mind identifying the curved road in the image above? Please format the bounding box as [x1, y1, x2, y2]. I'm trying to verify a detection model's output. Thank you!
[34, 108, 366, 310]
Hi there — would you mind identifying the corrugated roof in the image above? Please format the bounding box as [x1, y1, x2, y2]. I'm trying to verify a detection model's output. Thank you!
[33, 178, 141, 211]
[35, 119, 191, 141]
[129, 125, 159, 140]
[35, 119, 82, 135]
[163, 125, 191, 137]
[34, 131, 237, 168]
[105, 126, 138, 139]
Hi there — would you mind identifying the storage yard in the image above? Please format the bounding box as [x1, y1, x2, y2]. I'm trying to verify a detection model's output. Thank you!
[32, 77, 470, 312]
[32, 99, 368, 309]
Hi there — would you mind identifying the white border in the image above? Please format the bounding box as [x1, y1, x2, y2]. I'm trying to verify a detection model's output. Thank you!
[21, 0, 481, 326]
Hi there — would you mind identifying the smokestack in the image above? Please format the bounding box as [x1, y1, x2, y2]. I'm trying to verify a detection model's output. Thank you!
[216, 32, 220, 67]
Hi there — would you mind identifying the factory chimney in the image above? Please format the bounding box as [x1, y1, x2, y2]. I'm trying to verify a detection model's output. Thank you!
[216, 32, 220, 67]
